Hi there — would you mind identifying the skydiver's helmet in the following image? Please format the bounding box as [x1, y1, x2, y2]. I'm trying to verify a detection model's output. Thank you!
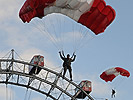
[67, 54, 70, 58]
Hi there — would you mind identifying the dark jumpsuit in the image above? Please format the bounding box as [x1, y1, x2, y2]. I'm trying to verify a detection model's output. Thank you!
[111, 89, 116, 98]
[59, 52, 76, 80]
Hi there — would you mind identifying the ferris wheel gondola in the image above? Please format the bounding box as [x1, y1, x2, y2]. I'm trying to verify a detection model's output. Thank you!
[29, 55, 44, 75]
[74, 80, 92, 99]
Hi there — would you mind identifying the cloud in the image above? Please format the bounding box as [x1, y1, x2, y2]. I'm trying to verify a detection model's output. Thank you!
[0, 0, 22, 21]
[6, 31, 29, 49]
[0, 0, 34, 51]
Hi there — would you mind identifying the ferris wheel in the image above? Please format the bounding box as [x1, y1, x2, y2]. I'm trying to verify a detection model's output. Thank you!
[0, 49, 94, 100]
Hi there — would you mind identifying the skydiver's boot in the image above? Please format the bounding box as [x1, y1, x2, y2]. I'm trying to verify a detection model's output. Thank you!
[69, 70, 72, 81]
[70, 74, 72, 81]
[62, 67, 67, 79]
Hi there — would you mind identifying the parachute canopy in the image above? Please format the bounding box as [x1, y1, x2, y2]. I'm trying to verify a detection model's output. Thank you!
[100, 67, 130, 82]
[19, 0, 116, 35]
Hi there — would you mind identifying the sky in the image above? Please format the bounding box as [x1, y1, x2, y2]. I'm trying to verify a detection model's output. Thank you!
[0, 0, 133, 100]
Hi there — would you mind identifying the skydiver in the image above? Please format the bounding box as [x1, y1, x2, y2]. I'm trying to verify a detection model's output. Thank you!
[59, 51, 76, 81]
[111, 89, 116, 98]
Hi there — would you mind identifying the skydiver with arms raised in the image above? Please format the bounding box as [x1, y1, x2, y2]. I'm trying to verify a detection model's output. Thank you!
[59, 51, 76, 81]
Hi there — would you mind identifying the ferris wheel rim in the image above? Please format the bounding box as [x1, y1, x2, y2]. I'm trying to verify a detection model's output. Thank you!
[0, 50, 94, 100]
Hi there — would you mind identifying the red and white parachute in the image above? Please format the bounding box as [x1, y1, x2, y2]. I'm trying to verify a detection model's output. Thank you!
[100, 67, 130, 82]
[19, 0, 116, 35]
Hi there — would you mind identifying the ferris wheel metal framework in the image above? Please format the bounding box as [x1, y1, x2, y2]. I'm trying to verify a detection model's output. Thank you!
[0, 49, 94, 100]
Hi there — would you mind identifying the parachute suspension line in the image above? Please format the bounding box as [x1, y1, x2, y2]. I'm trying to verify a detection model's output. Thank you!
[79, 29, 95, 52]
[75, 29, 90, 51]
[72, 23, 84, 52]
[62, 15, 67, 51]
[55, 14, 67, 51]
[47, 14, 64, 50]
[71, 20, 77, 52]
[72, 18, 77, 52]
[32, 19, 55, 46]
[74, 21, 85, 52]
[72, 27, 89, 52]
[27, 20, 50, 50]
[56, 14, 64, 51]
[39, 16, 61, 51]
[59, 14, 73, 52]
[70, 17, 95, 53]
[30, 18, 60, 51]
[112, 77, 126, 89]
[57, 14, 66, 51]
[46, 15, 59, 45]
